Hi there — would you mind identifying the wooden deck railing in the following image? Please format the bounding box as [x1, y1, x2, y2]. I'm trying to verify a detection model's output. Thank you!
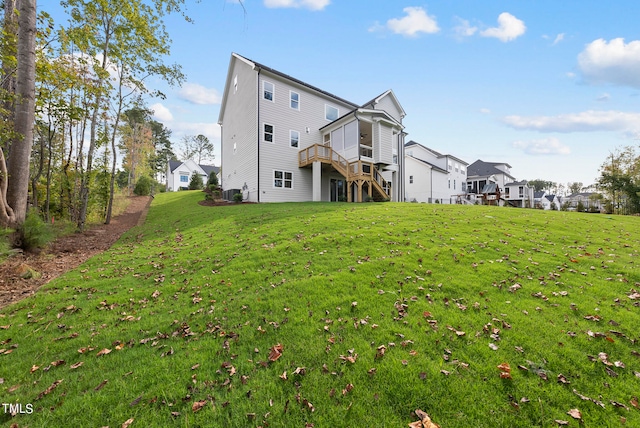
[299, 144, 391, 200]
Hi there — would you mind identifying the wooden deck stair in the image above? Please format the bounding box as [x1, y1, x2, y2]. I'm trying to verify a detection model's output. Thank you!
[299, 144, 391, 201]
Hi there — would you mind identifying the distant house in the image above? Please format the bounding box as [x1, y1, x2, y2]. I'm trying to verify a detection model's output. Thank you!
[167, 159, 219, 191]
[217, 52, 406, 203]
[503, 181, 534, 208]
[466, 160, 514, 204]
[534, 191, 560, 210]
[565, 192, 603, 211]
[404, 140, 468, 203]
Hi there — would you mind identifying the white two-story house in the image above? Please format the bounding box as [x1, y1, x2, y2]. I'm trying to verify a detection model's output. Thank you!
[218, 53, 406, 203]
[404, 140, 468, 203]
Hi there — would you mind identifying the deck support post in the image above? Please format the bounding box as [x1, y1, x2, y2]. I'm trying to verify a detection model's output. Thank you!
[312, 161, 321, 201]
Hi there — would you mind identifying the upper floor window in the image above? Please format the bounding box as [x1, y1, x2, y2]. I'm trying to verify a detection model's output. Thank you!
[290, 91, 299, 110]
[323, 133, 331, 146]
[448, 161, 453, 171]
[263, 81, 274, 102]
[325, 105, 339, 121]
[264, 123, 274, 143]
[409, 175, 414, 184]
[290, 130, 300, 148]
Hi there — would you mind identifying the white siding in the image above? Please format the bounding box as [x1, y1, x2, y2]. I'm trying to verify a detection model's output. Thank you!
[220, 57, 259, 201]
[257, 70, 355, 202]
[373, 93, 403, 123]
[374, 122, 393, 165]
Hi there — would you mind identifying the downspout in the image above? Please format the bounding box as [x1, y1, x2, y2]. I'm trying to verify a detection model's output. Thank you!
[430, 167, 433, 203]
[354, 110, 360, 160]
[256, 67, 261, 202]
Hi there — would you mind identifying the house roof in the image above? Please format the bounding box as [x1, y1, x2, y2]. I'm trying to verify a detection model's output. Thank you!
[533, 191, 546, 199]
[467, 160, 515, 180]
[361, 89, 407, 118]
[234, 53, 360, 110]
[505, 180, 529, 186]
[170, 160, 219, 176]
[405, 155, 448, 174]
[319, 107, 404, 131]
[404, 140, 468, 165]
[544, 194, 557, 202]
[481, 182, 499, 194]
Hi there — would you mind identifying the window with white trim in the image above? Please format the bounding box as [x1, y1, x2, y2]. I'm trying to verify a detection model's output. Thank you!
[325, 105, 339, 121]
[263, 81, 274, 101]
[290, 91, 299, 110]
[290, 130, 299, 148]
[274, 170, 293, 189]
[323, 133, 331, 146]
[263, 123, 274, 143]
[180, 174, 189, 183]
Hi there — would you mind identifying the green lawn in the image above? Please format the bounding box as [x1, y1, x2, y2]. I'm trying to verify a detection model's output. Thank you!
[1, 191, 639, 427]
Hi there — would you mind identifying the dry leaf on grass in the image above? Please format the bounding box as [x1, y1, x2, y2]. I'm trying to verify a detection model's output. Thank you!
[410, 409, 441, 428]
[268, 343, 283, 362]
[567, 408, 582, 420]
[121, 417, 134, 428]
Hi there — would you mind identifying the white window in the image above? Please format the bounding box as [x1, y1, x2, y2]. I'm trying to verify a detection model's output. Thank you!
[290, 91, 299, 110]
[274, 170, 293, 189]
[409, 175, 414, 184]
[233, 75, 238, 94]
[263, 123, 274, 143]
[393, 155, 398, 164]
[448, 161, 453, 171]
[323, 133, 331, 146]
[325, 105, 339, 121]
[180, 174, 189, 183]
[455, 163, 459, 173]
[263, 81, 274, 102]
[290, 130, 299, 148]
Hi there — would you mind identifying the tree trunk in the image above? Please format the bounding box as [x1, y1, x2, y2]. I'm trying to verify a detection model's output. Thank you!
[4, 0, 37, 228]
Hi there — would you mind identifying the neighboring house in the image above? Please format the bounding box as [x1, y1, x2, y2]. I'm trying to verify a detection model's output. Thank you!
[503, 180, 534, 208]
[167, 159, 219, 191]
[404, 140, 468, 203]
[466, 160, 516, 205]
[533, 191, 560, 210]
[565, 192, 604, 211]
[217, 53, 406, 203]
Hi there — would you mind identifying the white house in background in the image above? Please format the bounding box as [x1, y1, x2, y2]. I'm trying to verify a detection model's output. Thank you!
[504, 180, 534, 208]
[404, 140, 468, 203]
[466, 160, 515, 195]
[565, 192, 603, 211]
[533, 191, 560, 210]
[166, 159, 219, 191]
[217, 53, 406, 203]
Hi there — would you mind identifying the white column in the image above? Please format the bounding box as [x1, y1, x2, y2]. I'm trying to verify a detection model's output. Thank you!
[312, 161, 321, 201]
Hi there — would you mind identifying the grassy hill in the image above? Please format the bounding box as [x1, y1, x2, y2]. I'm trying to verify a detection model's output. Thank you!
[1, 191, 639, 427]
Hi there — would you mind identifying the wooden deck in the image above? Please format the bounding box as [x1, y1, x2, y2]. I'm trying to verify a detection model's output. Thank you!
[299, 144, 391, 202]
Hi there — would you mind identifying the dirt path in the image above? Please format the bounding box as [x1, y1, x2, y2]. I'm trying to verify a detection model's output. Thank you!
[0, 196, 152, 309]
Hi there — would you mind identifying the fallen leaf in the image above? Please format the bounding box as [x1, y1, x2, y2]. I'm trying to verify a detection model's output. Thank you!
[36, 379, 63, 400]
[554, 420, 569, 426]
[280, 371, 288, 380]
[192, 400, 207, 412]
[412, 409, 441, 428]
[30, 364, 40, 373]
[268, 343, 283, 362]
[96, 348, 112, 357]
[95, 379, 108, 391]
[122, 417, 134, 428]
[567, 408, 582, 420]
[70, 361, 84, 369]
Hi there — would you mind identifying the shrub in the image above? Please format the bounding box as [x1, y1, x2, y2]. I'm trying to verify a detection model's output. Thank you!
[16, 210, 54, 252]
[233, 192, 243, 203]
[133, 176, 153, 196]
[207, 171, 219, 188]
[189, 172, 204, 190]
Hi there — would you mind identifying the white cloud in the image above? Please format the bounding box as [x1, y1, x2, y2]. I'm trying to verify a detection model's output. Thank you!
[453, 17, 477, 38]
[596, 93, 610, 102]
[151, 103, 174, 122]
[578, 38, 640, 88]
[553, 33, 565, 45]
[503, 110, 640, 133]
[480, 12, 526, 42]
[512, 137, 571, 155]
[386, 7, 440, 38]
[479, 108, 491, 114]
[263, 0, 330, 11]
[178, 83, 222, 105]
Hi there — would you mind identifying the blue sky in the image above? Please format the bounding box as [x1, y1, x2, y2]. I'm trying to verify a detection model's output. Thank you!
[45, 1, 640, 188]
